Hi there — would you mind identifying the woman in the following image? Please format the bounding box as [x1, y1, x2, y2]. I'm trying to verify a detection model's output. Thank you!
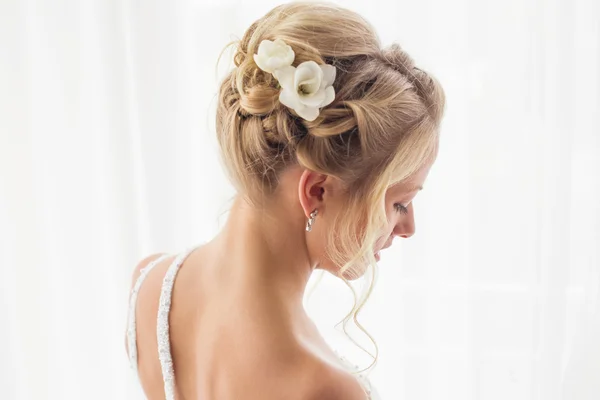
[125, 2, 445, 399]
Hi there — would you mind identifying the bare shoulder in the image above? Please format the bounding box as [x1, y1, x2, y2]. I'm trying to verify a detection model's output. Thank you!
[214, 336, 367, 400]
[263, 347, 368, 400]
[303, 356, 369, 400]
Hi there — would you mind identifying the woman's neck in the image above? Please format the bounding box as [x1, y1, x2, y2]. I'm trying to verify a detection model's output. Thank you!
[209, 194, 314, 312]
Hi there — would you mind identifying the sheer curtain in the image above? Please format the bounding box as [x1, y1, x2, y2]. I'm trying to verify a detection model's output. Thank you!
[0, 0, 598, 399]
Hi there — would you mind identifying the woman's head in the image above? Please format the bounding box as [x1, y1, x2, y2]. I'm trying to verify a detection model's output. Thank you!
[217, 1, 445, 280]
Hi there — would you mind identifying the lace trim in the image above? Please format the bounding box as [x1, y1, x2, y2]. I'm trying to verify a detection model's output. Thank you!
[157, 244, 201, 400]
[127, 253, 172, 378]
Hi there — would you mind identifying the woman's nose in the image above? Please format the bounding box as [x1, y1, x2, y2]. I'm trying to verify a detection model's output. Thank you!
[395, 203, 415, 239]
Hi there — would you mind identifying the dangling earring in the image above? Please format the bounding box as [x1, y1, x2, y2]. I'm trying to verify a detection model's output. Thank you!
[305, 209, 318, 232]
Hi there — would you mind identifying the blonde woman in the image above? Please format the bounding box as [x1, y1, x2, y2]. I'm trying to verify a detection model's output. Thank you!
[125, 2, 445, 399]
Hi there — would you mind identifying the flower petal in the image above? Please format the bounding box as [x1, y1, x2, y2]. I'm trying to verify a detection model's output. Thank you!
[295, 61, 323, 94]
[282, 46, 295, 67]
[273, 66, 296, 90]
[279, 89, 303, 110]
[253, 53, 268, 72]
[295, 106, 320, 122]
[319, 64, 336, 89]
[299, 88, 326, 107]
[321, 86, 336, 107]
[258, 39, 275, 53]
[266, 57, 283, 72]
[272, 38, 286, 47]
[274, 39, 295, 67]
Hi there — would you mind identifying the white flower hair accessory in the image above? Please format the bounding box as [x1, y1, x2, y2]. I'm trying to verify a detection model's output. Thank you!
[253, 38, 336, 122]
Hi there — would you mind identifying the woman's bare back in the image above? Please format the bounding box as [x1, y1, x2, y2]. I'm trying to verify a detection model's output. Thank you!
[126, 244, 368, 400]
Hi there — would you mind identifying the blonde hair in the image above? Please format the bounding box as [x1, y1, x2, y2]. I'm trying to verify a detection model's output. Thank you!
[216, 1, 445, 371]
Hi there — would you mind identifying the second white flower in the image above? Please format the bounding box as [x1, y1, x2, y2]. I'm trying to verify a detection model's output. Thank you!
[273, 61, 336, 122]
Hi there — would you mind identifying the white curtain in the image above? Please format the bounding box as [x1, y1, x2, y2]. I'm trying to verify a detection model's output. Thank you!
[1, 0, 598, 399]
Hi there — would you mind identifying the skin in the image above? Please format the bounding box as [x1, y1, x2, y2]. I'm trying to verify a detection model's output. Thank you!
[126, 158, 434, 400]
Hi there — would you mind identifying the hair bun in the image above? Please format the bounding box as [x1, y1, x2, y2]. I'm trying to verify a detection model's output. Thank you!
[216, 2, 445, 203]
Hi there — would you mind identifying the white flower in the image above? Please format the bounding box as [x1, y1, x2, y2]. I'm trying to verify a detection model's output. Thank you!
[273, 61, 336, 122]
[253, 38, 295, 74]
[253, 38, 337, 121]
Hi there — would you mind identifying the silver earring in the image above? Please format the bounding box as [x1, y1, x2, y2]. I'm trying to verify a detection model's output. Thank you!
[305, 209, 318, 232]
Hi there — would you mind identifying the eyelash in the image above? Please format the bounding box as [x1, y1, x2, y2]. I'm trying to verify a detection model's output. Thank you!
[394, 203, 409, 215]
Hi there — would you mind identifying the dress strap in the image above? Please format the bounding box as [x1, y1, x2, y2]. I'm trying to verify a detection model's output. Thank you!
[127, 253, 172, 378]
[157, 243, 202, 400]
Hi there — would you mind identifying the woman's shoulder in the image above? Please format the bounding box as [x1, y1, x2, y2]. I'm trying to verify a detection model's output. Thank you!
[224, 343, 369, 400]
[193, 310, 367, 400]
[302, 353, 370, 400]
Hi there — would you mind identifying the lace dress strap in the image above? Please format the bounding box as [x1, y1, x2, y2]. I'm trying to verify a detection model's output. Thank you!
[127, 253, 172, 378]
[157, 244, 202, 400]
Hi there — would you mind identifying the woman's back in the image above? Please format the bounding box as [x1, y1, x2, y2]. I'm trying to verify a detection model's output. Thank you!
[126, 243, 372, 400]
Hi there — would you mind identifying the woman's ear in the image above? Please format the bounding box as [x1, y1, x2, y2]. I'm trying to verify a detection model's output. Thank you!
[298, 169, 327, 218]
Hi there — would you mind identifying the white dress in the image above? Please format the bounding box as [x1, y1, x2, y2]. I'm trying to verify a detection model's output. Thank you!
[126, 243, 381, 399]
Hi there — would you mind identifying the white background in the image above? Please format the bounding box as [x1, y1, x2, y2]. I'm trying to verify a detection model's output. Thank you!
[0, 0, 599, 399]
